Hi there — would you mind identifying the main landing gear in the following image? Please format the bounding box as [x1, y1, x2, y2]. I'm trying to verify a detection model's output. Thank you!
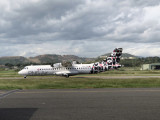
[65, 75, 69, 78]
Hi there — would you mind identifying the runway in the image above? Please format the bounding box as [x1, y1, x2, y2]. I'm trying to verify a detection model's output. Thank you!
[0, 88, 160, 120]
[1, 75, 160, 80]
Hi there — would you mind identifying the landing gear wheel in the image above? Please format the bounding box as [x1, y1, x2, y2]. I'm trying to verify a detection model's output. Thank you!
[66, 75, 69, 78]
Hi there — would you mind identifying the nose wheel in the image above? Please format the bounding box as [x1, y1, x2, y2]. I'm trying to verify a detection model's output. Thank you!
[24, 76, 27, 78]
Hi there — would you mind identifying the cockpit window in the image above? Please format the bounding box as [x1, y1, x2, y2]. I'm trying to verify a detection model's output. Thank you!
[24, 67, 28, 69]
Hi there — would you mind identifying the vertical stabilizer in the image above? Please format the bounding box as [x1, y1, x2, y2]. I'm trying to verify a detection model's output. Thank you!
[107, 48, 123, 69]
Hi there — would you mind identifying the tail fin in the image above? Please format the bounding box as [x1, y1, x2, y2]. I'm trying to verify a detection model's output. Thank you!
[91, 48, 123, 73]
[107, 48, 123, 69]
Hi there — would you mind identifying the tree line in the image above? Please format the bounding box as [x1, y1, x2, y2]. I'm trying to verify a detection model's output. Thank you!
[120, 57, 160, 67]
[3, 57, 160, 69]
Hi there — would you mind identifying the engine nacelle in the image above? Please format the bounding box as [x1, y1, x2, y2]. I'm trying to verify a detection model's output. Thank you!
[53, 63, 62, 68]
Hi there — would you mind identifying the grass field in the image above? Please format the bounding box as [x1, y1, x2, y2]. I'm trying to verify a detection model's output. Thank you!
[1, 69, 160, 89]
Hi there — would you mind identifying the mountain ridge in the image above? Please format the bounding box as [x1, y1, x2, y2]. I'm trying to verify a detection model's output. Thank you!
[0, 53, 139, 65]
[0, 54, 95, 65]
[101, 53, 138, 58]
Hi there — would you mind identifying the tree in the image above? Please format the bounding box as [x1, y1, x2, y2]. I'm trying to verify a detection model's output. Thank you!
[5, 63, 14, 68]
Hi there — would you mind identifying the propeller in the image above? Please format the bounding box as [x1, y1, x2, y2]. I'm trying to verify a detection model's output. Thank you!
[61, 61, 72, 67]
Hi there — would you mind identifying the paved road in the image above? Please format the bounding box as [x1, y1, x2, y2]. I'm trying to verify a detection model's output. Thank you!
[1, 75, 160, 79]
[0, 88, 160, 120]
[75, 76, 160, 79]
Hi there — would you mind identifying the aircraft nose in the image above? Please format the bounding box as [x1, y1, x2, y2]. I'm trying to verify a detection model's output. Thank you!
[18, 70, 28, 75]
[18, 71, 22, 75]
[18, 70, 26, 75]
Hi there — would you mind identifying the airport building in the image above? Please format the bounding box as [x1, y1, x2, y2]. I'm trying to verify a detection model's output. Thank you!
[141, 63, 160, 70]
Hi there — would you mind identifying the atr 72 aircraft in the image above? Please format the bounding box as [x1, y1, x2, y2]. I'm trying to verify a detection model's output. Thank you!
[18, 48, 123, 78]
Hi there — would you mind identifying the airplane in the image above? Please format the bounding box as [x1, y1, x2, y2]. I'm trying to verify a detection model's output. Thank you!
[18, 48, 123, 78]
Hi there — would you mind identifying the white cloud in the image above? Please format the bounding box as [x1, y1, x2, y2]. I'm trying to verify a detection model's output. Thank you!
[143, 5, 160, 23]
[0, 0, 160, 57]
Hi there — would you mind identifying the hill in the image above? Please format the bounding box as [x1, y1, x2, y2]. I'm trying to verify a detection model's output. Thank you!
[0, 56, 29, 65]
[0, 53, 145, 67]
[29, 54, 94, 64]
[101, 53, 138, 58]
[0, 54, 95, 65]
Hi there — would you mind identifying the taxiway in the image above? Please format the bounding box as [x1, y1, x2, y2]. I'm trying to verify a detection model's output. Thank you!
[0, 88, 160, 120]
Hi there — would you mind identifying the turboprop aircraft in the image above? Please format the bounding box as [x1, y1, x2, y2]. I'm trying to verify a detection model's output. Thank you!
[18, 48, 123, 78]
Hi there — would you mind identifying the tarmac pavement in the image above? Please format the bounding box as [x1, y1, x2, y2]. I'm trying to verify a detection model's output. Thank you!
[0, 88, 160, 120]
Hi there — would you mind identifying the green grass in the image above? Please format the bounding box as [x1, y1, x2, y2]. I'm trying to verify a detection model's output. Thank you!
[0, 70, 20, 77]
[0, 69, 160, 89]
[0, 77, 160, 89]
[76, 69, 160, 77]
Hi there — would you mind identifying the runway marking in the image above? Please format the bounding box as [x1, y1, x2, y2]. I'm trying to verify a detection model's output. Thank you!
[15, 89, 160, 94]
[0, 89, 21, 99]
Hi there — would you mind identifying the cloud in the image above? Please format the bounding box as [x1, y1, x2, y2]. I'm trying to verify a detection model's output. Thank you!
[0, 0, 160, 57]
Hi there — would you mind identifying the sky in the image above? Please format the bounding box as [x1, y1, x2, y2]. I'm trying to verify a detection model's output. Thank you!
[1, 0, 160, 58]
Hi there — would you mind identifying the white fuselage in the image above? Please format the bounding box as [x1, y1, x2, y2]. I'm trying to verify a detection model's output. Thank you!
[18, 64, 94, 77]
[18, 48, 123, 78]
